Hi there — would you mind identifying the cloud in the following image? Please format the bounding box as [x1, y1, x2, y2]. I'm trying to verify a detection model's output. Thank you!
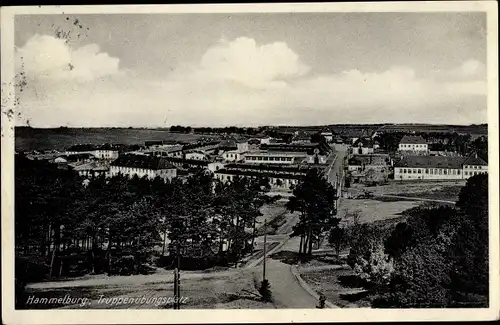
[195, 37, 310, 89]
[16, 35, 120, 82]
[15, 36, 487, 127]
[450, 59, 486, 79]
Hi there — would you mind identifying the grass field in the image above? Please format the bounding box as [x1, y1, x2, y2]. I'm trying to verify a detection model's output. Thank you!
[340, 180, 464, 223]
[338, 198, 420, 224]
[15, 127, 216, 151]
[300, 267, 372, 308]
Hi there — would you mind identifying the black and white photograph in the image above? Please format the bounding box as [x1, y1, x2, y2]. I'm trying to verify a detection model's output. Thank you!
[1, 2, 498, 324]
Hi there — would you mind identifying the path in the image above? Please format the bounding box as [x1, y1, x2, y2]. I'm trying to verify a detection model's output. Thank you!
[374, 194, 456, 204]
[26, 269, 237, 290]
[260, 259, 319, 308]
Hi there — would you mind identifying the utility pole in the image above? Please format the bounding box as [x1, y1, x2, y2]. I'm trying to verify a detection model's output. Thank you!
[173, 240, 181, 309]
[262, 219, 267, 281]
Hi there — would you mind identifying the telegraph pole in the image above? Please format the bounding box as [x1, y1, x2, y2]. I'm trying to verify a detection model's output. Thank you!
[173, 240, 181, 309]
[262, 219, 267, 281]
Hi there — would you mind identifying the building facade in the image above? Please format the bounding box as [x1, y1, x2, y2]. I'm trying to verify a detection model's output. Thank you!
[398, 135, 428, 152]
[394, 154, 487, 180]
[109, 155, 177, 181]
[65, 144, 119, 160]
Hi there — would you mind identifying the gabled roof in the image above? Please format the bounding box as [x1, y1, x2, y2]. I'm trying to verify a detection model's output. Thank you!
[394, 155, 464, 169]
[353, 137, 374, 148]
[399, 135, 427, 145]
[72, 161, 110, 171]
[61, 153, 95, 161]
[463, 154, 487, 166]
[111, 155, 175, 170]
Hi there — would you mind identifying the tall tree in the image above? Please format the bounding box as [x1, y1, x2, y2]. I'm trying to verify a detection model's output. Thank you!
[287, 168, 339, 255]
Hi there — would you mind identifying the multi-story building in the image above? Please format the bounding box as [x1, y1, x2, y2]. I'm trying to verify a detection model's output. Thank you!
[214, 163, 308, 189]
[71, 161, 110, 178]
[462, 154, 489, 178]
[243, 151, 311, 165]
[398, 135, 428, 152]
[185, 150, 211, 161]
[109, 155, 177, 181]
[220, 140, 250, 162]
[352, 138, 375, 155]
[65, 144, 119, 160]
[393, 153, 487, 181]
[163, 156, 224, 173]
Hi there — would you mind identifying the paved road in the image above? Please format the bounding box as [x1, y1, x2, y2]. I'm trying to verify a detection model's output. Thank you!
[326, 146, 347, 192]
[374, 194, 456, 204]
[261, 259, 319, 308]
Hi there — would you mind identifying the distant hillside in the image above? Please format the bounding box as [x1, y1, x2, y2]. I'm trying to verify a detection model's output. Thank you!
[14, 127, 216, 152]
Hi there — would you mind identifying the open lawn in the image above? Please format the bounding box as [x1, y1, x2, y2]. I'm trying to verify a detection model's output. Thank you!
[350, 180, 465, 199]
[300, 267, 372, 308]
[338, 198, 420, 224]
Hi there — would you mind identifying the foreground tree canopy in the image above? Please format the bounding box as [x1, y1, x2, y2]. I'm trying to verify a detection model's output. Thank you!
[341, 174, 489, 308]
[15, 154, 272, 282]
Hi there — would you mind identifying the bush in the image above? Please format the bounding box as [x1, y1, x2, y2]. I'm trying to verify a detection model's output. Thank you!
[352, 242, 395, 287]
[113, 255, 135, 275]
[259, 279, 273, 302]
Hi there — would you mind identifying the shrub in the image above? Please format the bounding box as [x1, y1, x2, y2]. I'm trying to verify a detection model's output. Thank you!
[259, 279, 273, 302]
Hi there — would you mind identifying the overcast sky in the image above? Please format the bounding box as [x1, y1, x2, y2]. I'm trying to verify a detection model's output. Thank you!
[14, 12, 487, 127]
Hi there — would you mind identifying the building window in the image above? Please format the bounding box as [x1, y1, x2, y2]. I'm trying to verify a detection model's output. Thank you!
[408, 169, 412, 174]
[425, 169, 429, 174]
[444, 169, 447, 175]
[458, 169, 461, 174]
[413, 169, 417, 174]
[418, 169, 422, 174]
[438, 169, 442, 175]
[403, 169, 407, 173]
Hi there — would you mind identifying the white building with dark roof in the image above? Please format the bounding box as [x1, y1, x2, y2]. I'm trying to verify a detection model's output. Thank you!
[109, 155, 177, 181]
[398, 135, 428, 152]
[394, 153, 487, 181]
[352, 138, 375, 155]
[66, 144, 119, 160]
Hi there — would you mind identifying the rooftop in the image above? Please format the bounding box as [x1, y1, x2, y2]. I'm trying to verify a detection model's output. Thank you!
[463, 153, 487, 166]
[399, 135, 427, 145]
[394, 155, 465, 169]
[353, 137, 374, 148]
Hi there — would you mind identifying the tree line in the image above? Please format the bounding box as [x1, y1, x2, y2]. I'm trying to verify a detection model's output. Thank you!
[15, 154, 274, 299]
[374, 131, 488, 160]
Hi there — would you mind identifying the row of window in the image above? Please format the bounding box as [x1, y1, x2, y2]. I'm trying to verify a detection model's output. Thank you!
[216, 174, 298, 186]
[398, 168, 461, 175]
[464, 165, 484, 169]
[246, 156, 294, 162]
[397, 168, 488, 176]
[111, 166, 173, 174]
[465, 171, 487, 176]
[400, 144, 427, 148]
